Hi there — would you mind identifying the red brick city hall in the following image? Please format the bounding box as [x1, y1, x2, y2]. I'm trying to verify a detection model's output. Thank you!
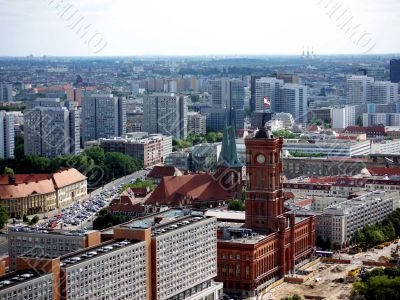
[216, 128, 315, 298]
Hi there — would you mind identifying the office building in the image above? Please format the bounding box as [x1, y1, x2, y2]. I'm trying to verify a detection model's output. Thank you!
[275, 73, 300, 84]
[390, 59, 400, 83]
[99, 132, 172, 167]
[0, 268, 55, 300]
[250, 75, 262, 112]
[363, 113, 400, 127]
[82, 93, 126, 142]
[24, 98, 80, 158]
[8, 226, 100, 271]
[60, 239, 147, 300]
[346, 75, 374, 105]
[229, 80, 245, 129]
[200, 107, 226, 132]
[208, 79, 245, 130]
[284, 139, 371, 157]
[316, 191, 399, 248]
[209, 79, 230, 108]
[332, 106, 356, 129]
[358, 67, 386, 81]
[143, 93, 187, 140]
[0, 84, 12, 102]
[0, 111, 14, 159]
[255, 77, 283, 112]
[3, 208, 223, 300]
[371, 81, 398, 104]
[187, 112, 206, 135]
[279, 84, 308, 124]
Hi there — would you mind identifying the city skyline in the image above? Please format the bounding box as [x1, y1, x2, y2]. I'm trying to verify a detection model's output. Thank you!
[0, 0, 400, 56]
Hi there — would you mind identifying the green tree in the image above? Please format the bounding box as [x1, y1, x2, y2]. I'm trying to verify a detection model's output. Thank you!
[0, 205, 8, 229]
[84, 147, 106, 166]
[273, 129, 296, 139]
[93, 209, 126, 230]
[228, 199, 245, 211]
[282, 295, 302, 300]
[3, 167, 14, 175]
[29, 215, 39, 225]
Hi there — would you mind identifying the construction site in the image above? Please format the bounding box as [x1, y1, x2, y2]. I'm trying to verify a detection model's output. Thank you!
[264, 241, 400, 300]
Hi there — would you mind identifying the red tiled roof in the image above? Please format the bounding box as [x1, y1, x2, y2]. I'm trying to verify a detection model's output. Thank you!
[343, 125, 386, 136]
[0, 168, 86, 199]
[0, 174, 51, 185]
[146, 173, 233, 205]
[333, 177, 368, 187]
[52, 168, 87, 188]
[366, 167, 400, 176]
[309, 177, 338, 183]
[147, 166, 181, 179]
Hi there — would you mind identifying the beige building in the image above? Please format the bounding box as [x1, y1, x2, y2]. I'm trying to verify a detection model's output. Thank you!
[0, 168, 87, 218]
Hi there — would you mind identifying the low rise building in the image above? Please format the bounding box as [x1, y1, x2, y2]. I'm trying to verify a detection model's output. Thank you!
[0, 168, 87, 218]
[316, 191, 400, 248]
[100, 132, 172, 167]
[284, 139, 371, 157]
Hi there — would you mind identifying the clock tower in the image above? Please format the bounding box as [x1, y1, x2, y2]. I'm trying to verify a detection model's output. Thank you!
[245, 127, 284, 231]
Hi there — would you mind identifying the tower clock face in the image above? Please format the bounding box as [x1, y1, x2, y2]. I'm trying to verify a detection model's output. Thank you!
[256, 154, 265, 164]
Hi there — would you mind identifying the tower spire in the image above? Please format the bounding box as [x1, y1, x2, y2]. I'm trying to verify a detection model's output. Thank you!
[218, 103, 241, 167]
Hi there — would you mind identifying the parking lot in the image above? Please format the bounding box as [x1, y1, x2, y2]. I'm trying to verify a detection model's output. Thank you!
[34, 169, 148, 231]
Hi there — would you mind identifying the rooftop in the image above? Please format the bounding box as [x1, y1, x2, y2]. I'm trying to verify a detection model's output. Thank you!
[60, 240, 136, 268]
[9, 226, 96, 237]
[0, 270, 49, 291]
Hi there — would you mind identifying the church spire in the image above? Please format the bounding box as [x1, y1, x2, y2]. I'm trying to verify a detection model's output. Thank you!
[218, 104, 241, 167]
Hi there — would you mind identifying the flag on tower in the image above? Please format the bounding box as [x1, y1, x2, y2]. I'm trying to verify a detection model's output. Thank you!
[263, 97, 271, 108]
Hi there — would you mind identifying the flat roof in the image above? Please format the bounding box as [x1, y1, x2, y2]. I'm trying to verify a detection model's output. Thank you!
[9, 226, 96, 237]
[0, 270, 50, 291]
[60, 240, 140, 268]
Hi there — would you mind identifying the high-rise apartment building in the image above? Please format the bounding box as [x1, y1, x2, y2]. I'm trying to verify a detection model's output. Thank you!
[346, 75, 374, 105]
[371, 81, 399, 104]
[332, 106, 356, 129]
[250, 75, 262, 112]
[0, 83, 12, 102]
[279, 83, 308, 124]
[24, 98, 80, 158]
[142, 93, 187, 140]
[81, 93, 126, 142]
[187, 112, 206, 135]
[0, 111, 15, 159]
[390, 59, 400, 83]
[229, 80, 245, 129]
[255, 77, 283, 112]
[208, 79, 245, 130]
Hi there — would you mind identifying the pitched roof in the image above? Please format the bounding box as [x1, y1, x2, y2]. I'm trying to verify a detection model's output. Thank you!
[0, 168, 86, 199]
[0, 178, 55, 199]
[51, 168, 87, 188]
[146, 173, 233, 206]
[147, 166, 182, 179]
[366, 167, 400, 176]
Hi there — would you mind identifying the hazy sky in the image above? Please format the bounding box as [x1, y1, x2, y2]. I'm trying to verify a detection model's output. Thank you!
[0, 0, 399, 56]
